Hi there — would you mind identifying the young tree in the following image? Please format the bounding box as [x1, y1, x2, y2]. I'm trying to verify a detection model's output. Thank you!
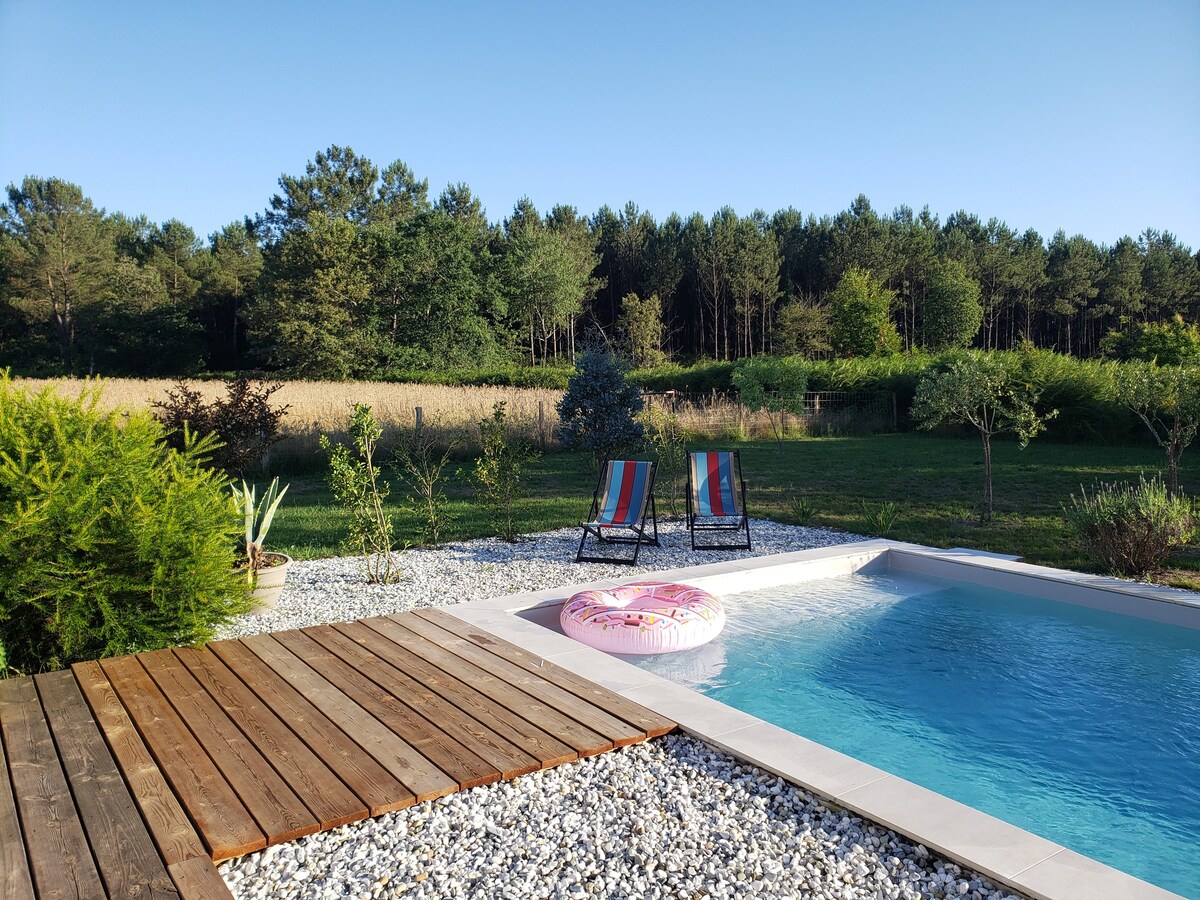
[1112, 361, 1200, 495]
[911, 353, 1056, 523]
[829, 266, 900, 356]
[921, 259, 982, 350]
[555, 349, 644, 462]
[618, 292, 666, 367]
[732, 355, 809, 445]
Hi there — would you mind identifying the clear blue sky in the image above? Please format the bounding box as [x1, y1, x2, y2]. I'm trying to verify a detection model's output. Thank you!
[2, 0, 1197, 248]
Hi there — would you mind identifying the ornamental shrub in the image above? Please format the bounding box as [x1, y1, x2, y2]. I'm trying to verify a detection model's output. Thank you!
[556, 349, 644, 462]
[732, 355, 809, 444]
[0, 374, 250, 677]
[473, 402, 539, 541]
[153, 377, 290, 474]
[1064, 475, 1193, 580]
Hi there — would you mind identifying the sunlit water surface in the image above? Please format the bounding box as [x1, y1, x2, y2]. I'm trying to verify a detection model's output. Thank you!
[628, 572, 1200, 896]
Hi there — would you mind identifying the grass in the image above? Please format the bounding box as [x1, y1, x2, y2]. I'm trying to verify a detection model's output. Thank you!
[266, 433, 1200, 590]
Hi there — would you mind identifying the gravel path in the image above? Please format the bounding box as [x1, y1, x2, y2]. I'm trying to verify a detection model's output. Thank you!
[219, 522, 1028, 899]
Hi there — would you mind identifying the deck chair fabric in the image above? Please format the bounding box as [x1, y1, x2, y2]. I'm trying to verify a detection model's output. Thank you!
[576, 459, 659, 565]
[687, 450, 751, 551]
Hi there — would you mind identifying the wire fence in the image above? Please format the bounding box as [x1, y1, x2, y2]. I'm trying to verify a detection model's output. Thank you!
[642, 390, 898, 440]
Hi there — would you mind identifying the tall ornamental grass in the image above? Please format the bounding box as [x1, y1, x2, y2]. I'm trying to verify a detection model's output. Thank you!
[1063, 475, 1194, 580]
[0, 375, 249, 676]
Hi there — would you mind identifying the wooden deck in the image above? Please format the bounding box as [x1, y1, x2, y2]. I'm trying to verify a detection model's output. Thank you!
[0, 608, 676, 899]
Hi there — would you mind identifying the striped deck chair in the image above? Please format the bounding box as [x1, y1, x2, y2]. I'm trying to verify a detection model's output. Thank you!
[687, 450, 751, 551]
[576, 459, 659, 565]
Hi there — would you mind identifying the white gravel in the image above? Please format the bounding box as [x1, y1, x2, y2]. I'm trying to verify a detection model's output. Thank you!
[218, 521, 1029, 899]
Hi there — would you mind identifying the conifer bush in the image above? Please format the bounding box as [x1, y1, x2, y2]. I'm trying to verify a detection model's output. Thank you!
[0, 375, 249, 677]
[556, 349, 644, 462]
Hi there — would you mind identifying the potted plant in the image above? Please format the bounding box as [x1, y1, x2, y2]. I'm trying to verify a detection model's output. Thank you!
[233, 477, 291, 613]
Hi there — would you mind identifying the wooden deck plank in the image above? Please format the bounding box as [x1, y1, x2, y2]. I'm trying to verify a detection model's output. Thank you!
[175, 647, 367, 831]
[99, 655, 266, 861]
[277, 628, 499, 790]
[238, 633, 456, 802]
[366, 615, 614, 756]
[308, 623, 540, 779]
[72, 660, 208, 867]
[167, 855, 234, 899]
[139, 650, 320, 846]
[206, 639, 411, 817]
[35, 670, 180, 899]
[0, 692, 36, 900]
[0, 676, 105, 899]
[399, 612, 648, 746]
[417, 608, 676, 737]
[331, 620, 576, 768]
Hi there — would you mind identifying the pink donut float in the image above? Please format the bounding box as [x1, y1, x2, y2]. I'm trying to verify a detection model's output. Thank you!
[560, 581, 725, 655]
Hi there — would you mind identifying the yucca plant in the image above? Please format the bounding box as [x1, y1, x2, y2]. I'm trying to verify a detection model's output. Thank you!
[232, 477, 289, 580]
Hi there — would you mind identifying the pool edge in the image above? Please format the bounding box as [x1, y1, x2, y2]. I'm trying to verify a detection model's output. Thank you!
[443, 540, 1191, 900]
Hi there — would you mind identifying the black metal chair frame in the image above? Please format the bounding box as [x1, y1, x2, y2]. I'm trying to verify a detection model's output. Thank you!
[686, 449, 752, 551]
[576, 460, 660, 566]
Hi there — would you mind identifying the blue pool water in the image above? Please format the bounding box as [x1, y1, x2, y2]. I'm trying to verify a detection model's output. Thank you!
[629, 572, 1200, 896]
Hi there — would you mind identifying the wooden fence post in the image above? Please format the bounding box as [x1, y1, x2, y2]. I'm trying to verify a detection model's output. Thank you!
[415, 406, 423, 429]
[538, 400, 546, 450]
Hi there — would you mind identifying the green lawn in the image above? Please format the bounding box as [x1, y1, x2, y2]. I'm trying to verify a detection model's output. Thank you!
[268, 433, 1200, 589]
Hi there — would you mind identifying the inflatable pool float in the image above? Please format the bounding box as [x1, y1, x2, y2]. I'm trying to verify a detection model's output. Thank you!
[560, 581, 725, 654]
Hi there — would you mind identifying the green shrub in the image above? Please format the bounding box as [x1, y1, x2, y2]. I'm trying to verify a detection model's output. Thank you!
[629, 360, 737, 393]
[320, 404, 400, 583]
[1063, 475, 1194, 580]
[859, 500, 903, 536]
[473, 402, 539, 541]
[0, 375, 249, 676]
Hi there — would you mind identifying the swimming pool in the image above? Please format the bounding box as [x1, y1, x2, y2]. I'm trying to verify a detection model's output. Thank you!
[629, 570, 1200, 896]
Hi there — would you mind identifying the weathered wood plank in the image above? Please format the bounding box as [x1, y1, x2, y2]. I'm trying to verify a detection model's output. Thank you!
[140, 650, 319, 845]
[175, 646, 366, 831]
[310, 622, 540, 779]
[278, 628, 499, 791]
[0, 700, 35, 900]
[72, 660, 208, 867]
[332, 620, 576, 768]
[167, 855, 235, 900]
[366, 615, 613, 756]
[238, 633, 456, 802]
[0, 676, 104, 898]
[400, 611, 648, 746]
[99, 655, 265, 861]
[206, 638, 411, 817]
[417, 608, 676, 737]
[36, 670, 179, 899]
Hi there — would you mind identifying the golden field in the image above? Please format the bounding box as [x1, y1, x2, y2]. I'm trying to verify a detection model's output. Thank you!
[16, 377, 566, 461]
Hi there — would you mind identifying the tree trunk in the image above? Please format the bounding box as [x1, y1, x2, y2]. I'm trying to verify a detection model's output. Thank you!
[980, 431, 993, 524]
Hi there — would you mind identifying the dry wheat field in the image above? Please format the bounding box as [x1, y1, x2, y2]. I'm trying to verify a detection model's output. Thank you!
[17, 377, 566, 461]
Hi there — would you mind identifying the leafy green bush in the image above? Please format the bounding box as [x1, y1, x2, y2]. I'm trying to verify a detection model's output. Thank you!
[0, 375, 249, 676]
[1064, 475, 1193, 580]
[320, 404, 399, 583]
[473, 402, 539, 541]
[1101, 315, 1200, 366]
[556, 349, 644, 461]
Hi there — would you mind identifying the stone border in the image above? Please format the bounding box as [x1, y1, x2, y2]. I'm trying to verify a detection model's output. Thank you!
[440, 540, 1190, 900]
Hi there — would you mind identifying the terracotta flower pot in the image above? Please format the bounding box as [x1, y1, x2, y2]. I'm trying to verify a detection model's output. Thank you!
[247, 552, 292, 614]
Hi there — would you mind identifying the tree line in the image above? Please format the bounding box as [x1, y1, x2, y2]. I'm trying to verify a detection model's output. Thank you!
[2, 144, 1198, 379]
